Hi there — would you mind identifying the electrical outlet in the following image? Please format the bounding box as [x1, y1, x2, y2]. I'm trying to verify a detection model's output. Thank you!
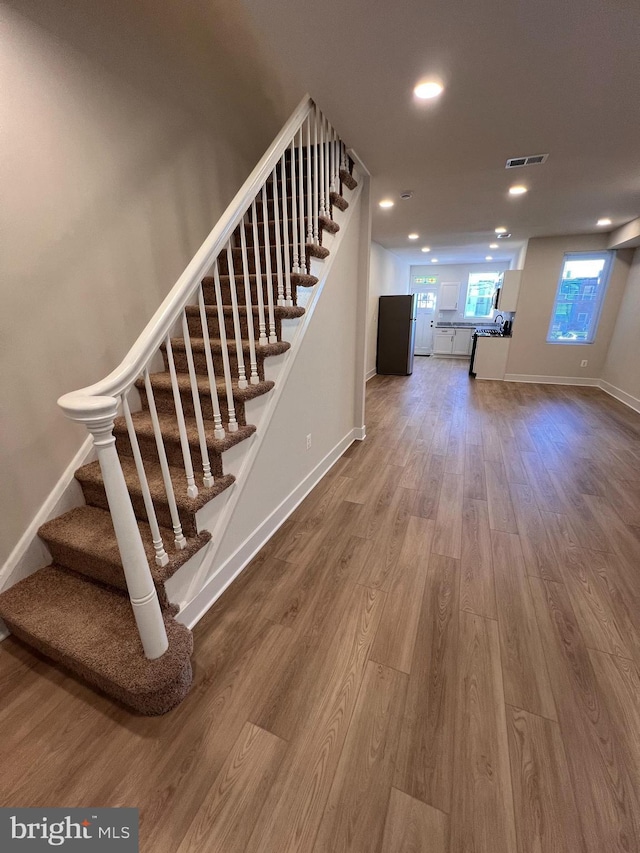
[306, 433, 312, 450]
[580, 359, 588, 368]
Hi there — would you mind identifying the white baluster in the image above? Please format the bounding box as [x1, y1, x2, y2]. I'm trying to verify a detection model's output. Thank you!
[329, 125, 336, 194]
[239, 215, 260, 384]
[181, 311, 215, 485]
[272, 163, 286, 308]
[122, 392, 169, 567]
[290, 140, 300, 275]
[319, 111, 326, 218]
[313, 108, 319, 244]
[324, 116, 331, 221]
[142, 370, 188, 549]
[164, 336, 198, 498]
[59, 395, 169, 660]
[250, 199, 268, 345]
[306, 114, 313, 246]
[197, 287, 226, 439]
[280, 153, 293, 306]
[298, 126, 307, 273]
[261, 184, 278, 343]
[213, 260, 238, 432]
[225, 243, 249, 388]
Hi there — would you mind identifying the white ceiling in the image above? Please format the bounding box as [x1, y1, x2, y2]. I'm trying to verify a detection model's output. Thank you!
[238, 0, 640, 265]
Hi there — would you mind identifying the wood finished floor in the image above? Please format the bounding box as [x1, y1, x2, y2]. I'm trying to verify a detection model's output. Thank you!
[2, 356, 640, 851]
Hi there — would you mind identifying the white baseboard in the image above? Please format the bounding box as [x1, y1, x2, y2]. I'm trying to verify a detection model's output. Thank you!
[504, 373, 600, 386]
[365, 368, 377, 381]
[599, 380, 640, 414]
[0, 436, 94, 597]
[353, 425, 366, 440]
[177, 428, 357, 630]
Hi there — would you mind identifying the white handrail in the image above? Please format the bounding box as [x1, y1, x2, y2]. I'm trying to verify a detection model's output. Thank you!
[58, 94, 313, 413]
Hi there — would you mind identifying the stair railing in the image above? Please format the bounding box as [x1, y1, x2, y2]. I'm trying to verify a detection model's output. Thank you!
[57, 95, 354, 660]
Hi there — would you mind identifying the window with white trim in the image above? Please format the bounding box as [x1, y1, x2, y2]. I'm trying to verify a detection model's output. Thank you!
[464, 272, 501, 319]
[546, 253, 613, 344]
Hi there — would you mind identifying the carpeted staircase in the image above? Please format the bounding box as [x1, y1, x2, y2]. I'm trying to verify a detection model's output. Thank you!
[0, 154, 357, 715]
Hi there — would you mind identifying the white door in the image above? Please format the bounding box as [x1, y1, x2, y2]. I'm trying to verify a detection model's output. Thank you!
[412, 286, 437, 355]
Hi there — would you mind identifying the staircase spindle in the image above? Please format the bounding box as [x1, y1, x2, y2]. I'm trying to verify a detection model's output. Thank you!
[142, 369, 187, 549]
[122, 393, 169, 567]
[250, 199, 268, 345]
[212, 260, 239, 432]
[298, 125, 307, 274]
[280, 153, 293, 306]
[197, 286, 226, 439]
[239, 215, 260, 384]
[306, 114, 313, 247]
[261, 184, 278, 342]
[225, 243, 249, 388]
[272, 163, 286, 308]
[164, 336, 199, 498]
[324, 116, 331, 220]
[290, 140, 300, 275]
[312, 108, 319, 244]
[329, 125, 336, 194]
[180, 311, 215, 485]
[319, 111, 326, 218]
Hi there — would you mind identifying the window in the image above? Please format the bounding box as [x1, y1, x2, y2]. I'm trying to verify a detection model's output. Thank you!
[547, 252, 613, 344]
[464, 272, 501, 318]
[416, 291, 436, 310]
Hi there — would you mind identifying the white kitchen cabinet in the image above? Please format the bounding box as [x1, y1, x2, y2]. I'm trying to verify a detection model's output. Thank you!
[439, 283, 460, 311]
[433, 332, 454, 355]
[452, 328, 472, 355]
[498, 270, 522, 312]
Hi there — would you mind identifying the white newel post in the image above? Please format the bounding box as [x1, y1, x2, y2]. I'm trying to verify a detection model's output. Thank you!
[58, 395, 169, 660]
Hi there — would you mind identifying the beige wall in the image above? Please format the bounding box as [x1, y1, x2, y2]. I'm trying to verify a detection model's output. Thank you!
[505, 234, 633, 380]
[367, 242, 410, 375]
[602, 248, 640, 405]
[0, 1, 282, 567]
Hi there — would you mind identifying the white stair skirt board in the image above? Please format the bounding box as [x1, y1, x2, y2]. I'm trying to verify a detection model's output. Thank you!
[0, 435, 95, 603]
[176, 428, 358, 629]
[598, 379, 640, 415]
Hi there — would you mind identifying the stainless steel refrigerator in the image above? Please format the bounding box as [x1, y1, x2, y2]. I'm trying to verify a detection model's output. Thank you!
[376, 295, 417, 375]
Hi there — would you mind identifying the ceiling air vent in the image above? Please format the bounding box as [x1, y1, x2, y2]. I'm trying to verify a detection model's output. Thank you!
[506, 154, 549, 168]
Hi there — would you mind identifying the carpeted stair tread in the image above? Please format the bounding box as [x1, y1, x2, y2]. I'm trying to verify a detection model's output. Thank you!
[186, 304, 306, 321]
[0, 566, 193, 715]
[306, 243, 330, 259]
[169, 337, 290, 359]
[339, 168, 358, 190]
[76, 458, 235, 521]
[330, 191, 348, 212]
[38, 505, 211, 589]
[114, 410, 257, 456]
[137, 371, 275, 403]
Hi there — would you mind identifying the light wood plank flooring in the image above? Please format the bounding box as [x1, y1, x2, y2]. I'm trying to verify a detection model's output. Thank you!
[2, 356, 640, 851]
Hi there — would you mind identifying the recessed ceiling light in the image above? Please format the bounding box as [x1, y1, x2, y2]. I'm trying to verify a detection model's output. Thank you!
[486, 256, 493, 260]
[431, 258, 438, 263]
[597, 217, 612, 226]
[408, 233, 419, 240]
[413, 80, 444, 100]
[509, 185, 528, 196]
[421, 246, 431, 253]
[495, 226, 508, 234]
[489, 243, 499, 249]
[379, 199, 394, 209]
